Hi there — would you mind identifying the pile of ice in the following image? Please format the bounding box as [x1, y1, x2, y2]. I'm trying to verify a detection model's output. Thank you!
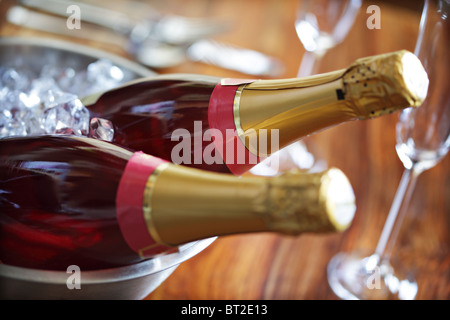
[0, 59, 126, 141]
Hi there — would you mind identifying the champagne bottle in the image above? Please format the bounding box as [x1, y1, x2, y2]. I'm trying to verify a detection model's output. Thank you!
[83, 50, 428, 174]
[0, 135, 356, 270]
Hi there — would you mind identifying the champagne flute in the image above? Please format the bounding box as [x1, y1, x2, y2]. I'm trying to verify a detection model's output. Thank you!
[295, 0, 362, 77]
[263, 0, 361, 175]
[327, 0, 449, 300]
[251, 0, 362, 176]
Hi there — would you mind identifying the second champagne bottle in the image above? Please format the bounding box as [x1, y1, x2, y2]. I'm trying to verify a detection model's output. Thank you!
[83, 50, 428, 174]
[1, 135, 356, 270]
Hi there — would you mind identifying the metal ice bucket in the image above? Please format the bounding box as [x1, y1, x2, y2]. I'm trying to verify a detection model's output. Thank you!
[0, 37, 216, 299]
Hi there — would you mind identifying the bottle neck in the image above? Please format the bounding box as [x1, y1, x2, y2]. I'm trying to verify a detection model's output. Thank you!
[116, 152, 356, 255]
[231, 50, 428, 156]
[236, 73, 352, 155]
[145, 164, 356, 246]
[147, 164, 269, 245]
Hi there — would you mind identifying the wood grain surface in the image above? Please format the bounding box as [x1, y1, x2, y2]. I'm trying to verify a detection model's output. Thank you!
[1, 0, 448, 300]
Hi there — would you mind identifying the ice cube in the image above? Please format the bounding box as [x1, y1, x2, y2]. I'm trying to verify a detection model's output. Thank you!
[69, 70, 91, 96]
[87, 59, 124, 90]
[72, 103, 90, 136]
[89, 117, 114, 141]
[19, 92, 40, 109]
[4, 113, 27, 137]
[24, 112, 46, 135]
[42, 96, 90, 136]
[1, 68, 30, 91]
[0, 109, 13, 138]
[40, 64, 64, 79]
[43, 90, 78, 110]
[0, 58, 125, 140]
[0, 89, 27, 111]
[57, 68, 77, 93]
[28, 78, 62, 107]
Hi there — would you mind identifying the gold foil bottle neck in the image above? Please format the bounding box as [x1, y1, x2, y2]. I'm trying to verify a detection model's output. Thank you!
[234, 50, 428, 158]
[256, 168, 356, 234]
[342, 50, 429, 118]
[146, 164, 356, 246]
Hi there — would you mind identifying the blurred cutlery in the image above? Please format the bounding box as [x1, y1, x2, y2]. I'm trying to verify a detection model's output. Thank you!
[20, 0, 230, 45]
[8, 6, 284, 76]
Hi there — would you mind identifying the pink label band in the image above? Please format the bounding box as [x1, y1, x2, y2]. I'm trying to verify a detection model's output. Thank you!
[116, 152, 172, 257]
[208, 82, 261, 175]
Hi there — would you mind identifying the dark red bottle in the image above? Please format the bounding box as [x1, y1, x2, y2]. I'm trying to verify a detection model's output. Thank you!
[83, 50, 427, 175]
[0, 136, 135, 270]
[0, 136, 356, 271]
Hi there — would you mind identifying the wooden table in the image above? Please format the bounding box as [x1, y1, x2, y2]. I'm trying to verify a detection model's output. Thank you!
[1, 0, 448, 300]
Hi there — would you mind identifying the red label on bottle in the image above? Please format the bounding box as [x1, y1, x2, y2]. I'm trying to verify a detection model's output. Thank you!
[116, 152, 172, 258]
[208, 83, 261, 175]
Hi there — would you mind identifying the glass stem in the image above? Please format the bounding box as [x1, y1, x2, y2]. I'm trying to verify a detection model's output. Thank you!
[297, 51, 323, 77]
[373, 166, 420, 263]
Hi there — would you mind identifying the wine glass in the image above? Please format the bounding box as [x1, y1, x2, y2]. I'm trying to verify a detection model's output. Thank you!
[295, 0, 362, 77]
[250, 0, 362, 176]
[281, 0, 361, 174]
[327, 0, 449, 300]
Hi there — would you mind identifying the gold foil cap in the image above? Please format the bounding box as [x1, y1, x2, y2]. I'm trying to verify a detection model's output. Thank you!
[146, 164, 355, 246]
[260, 168, 356, 234]
[343, 50, 429, 118]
